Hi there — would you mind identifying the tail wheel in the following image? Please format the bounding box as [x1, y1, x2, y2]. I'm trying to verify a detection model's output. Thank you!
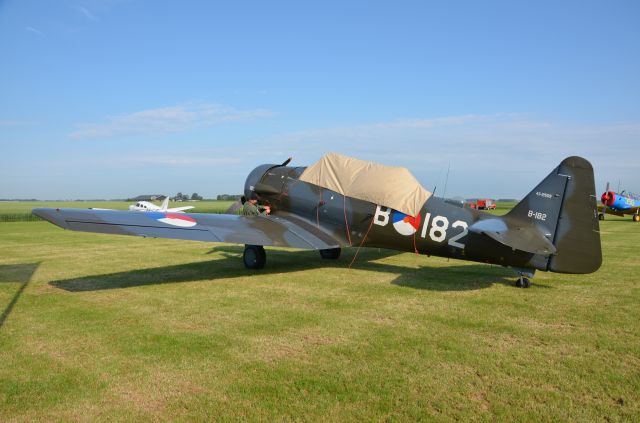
[634, 215, 640, 222]
[243, 245, 266, 269]
[516, 277, 531, 288]
[319, 248, 341, 259]
[598, 213, 605, 221]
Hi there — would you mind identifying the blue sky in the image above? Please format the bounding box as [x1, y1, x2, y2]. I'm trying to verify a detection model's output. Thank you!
[1, 0, 638, 200]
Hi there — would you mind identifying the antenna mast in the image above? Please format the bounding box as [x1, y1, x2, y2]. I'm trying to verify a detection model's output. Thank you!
[442, 162, 451, 199]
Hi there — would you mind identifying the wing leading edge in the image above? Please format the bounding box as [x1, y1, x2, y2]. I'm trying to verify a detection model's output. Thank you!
[32, 208, 340, 250]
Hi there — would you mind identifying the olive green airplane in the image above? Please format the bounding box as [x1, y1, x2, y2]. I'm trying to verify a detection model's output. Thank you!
[33, 153, 602, 288]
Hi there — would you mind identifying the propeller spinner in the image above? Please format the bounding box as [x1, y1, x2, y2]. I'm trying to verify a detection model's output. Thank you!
[601, 182, 616, 207]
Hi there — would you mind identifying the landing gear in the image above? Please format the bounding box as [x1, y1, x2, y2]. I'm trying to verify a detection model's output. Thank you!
[634, 214, 640, 222]
[516, 276, 531, 288]
[243, 245, 266, 269]
[319, 248, 341, 259]
[598, 213, 605, 221]
[512, 268, 534, 288]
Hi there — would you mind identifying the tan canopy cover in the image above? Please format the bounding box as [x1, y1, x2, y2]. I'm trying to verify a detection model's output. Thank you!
[299, 153, 432, 216]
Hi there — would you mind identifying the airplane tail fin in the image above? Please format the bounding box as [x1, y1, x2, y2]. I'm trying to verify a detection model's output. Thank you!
[506, 156, 601, 274]
[160, 196, 170, 212]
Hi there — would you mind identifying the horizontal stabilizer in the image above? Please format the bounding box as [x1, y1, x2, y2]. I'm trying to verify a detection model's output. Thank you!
[469, 219, 556, 256]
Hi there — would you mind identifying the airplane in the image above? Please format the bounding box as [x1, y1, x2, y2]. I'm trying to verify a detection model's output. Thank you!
[598, 182, 640, 222]
[33, 153, 602, 288]
[129, 196, 194, 213]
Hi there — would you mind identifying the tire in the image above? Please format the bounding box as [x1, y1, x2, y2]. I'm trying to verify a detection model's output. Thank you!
[243, 245, 266, 269]
[319, 248, 341, 260]
[598, 213, 605, 221]
[634, 215, 640, 222]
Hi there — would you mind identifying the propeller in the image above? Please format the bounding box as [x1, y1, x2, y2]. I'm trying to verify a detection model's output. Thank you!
[600, 182, 616, 215]
[601, 182, 609, 216]
[280, 157, 292, 167]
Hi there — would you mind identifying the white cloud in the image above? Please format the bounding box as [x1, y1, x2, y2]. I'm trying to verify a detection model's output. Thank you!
[241, 114, 639, 196]
[57, 113, 639, 197]
[25, 26, 44, 36]
[70, 102, 273, 140]
[79, 7, 98, 21]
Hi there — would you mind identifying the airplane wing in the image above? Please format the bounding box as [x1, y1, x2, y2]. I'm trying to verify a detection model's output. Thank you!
[167, 206, 195, 213]
[32, 208, 341, 250]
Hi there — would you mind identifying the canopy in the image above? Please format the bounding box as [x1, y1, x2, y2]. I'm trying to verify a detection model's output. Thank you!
[299, 153, 432, 216]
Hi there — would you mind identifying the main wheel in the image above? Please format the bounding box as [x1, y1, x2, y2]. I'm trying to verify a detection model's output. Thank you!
[633, 215, 640, 222]
[522, 277, 531, 288]
[515, 278, 524, 288]
[319, 248, 341, 259]
[243, 245, 266, 269]
[598, 213, 605, 221]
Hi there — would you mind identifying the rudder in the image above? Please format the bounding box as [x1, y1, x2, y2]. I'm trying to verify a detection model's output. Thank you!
[547, 157, 602, 273]
[506, 156, 602, 274]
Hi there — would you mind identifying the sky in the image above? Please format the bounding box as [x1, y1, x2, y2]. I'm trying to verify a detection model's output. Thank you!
[1, 0, 638, 200]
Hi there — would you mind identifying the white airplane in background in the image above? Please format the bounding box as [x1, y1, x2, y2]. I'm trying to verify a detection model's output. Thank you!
[129, 197, 195, 213]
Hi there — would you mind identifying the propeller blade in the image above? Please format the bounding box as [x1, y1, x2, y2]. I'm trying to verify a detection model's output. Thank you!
[602, 182, 611, 213]
[281, 157, 292, 167]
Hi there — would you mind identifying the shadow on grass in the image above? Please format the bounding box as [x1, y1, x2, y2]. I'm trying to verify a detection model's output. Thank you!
[0, 262, 40, 330]
[48, 246, 531, 293]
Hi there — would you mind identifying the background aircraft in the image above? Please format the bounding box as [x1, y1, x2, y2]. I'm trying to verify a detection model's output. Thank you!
[598, 182, 640, 222]
[129, 196, 194, 213]
[33, 154, 602, 288]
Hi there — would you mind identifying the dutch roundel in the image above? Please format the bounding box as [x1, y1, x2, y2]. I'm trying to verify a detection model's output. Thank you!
[148, 212, 197, 228]
[392, 211, 421, 236]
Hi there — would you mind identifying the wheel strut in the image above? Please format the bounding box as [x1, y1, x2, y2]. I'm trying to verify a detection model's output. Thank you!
[516, 276, 531, 288]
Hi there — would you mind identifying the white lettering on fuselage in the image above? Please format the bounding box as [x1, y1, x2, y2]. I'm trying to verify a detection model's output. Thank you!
[375, 206, 468, 249]
[536, 191, 553, 198]
[528, 210, 547, 221]
[373, 205, 391, 226]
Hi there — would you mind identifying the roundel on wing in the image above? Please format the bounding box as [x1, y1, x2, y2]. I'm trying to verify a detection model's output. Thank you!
[147, 212, 197, 228]
[392, 211, 421, 236]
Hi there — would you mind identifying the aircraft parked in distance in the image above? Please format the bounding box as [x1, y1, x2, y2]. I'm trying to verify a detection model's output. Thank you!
[598, 182, 640, 222]
[129, 196, 194, 213]
[34, 154, 602, 288]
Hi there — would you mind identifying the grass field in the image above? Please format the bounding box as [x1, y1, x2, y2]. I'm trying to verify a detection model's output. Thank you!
[0, 213, 638, 420]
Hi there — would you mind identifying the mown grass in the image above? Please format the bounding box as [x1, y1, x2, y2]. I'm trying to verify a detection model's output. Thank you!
[0, 215, 638, 421]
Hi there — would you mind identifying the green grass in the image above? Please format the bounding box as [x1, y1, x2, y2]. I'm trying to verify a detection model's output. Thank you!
[0, 216, 638, 420]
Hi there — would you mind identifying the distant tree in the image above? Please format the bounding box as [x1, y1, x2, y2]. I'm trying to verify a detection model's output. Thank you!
[191, 193, 203, 201]
[216, 194, 242, 201]
[174, 192, 188, 201]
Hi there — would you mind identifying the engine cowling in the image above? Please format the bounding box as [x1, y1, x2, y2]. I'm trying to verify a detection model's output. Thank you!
[601, 191, 616, 207]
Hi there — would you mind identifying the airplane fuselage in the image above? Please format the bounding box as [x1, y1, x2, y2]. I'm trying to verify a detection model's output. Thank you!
[601, 191, 640, 212]
[246, 164, 549, 272]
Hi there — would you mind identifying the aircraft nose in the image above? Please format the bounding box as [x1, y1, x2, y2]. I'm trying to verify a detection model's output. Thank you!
[32, 208, 69, 229]
[601, 192, 616, 206]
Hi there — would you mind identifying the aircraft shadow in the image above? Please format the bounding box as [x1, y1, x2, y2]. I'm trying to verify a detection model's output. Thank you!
[49, 247, 526, 293]
[0, 262, 40, 330]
